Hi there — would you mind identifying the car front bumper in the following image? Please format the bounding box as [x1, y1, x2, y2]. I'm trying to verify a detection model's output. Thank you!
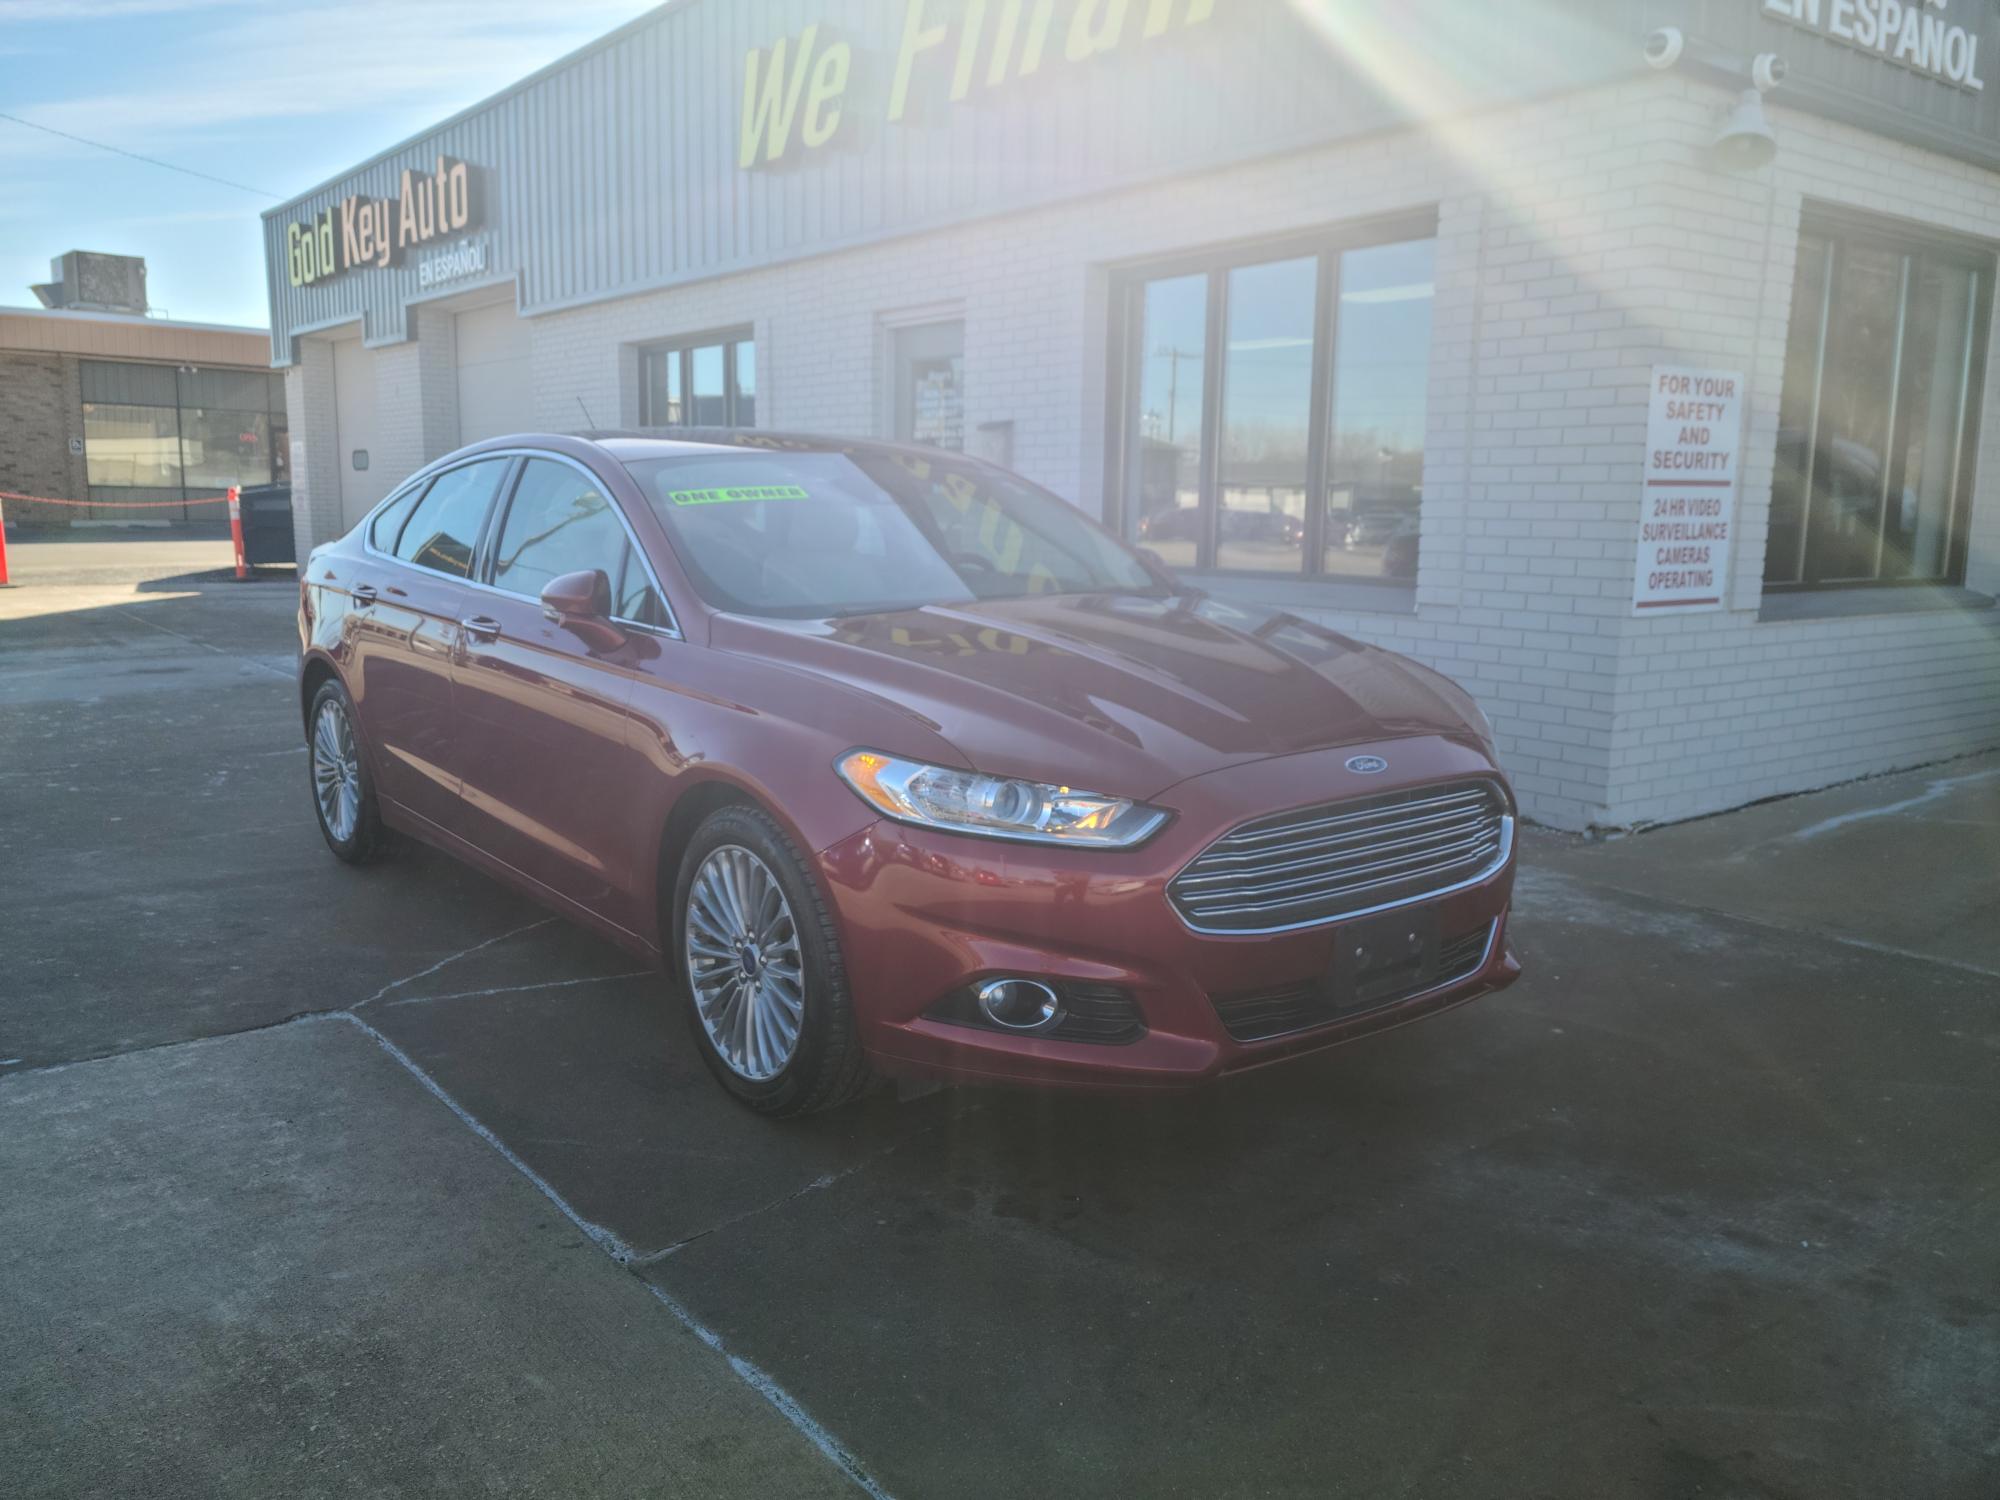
[815, 736, 1520, 1091]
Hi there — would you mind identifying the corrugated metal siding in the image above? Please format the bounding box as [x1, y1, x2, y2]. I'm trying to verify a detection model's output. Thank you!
[265, 0, 1991, 363]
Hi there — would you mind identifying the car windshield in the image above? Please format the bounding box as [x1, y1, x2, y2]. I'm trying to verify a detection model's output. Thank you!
[622, 448, 1163, 618]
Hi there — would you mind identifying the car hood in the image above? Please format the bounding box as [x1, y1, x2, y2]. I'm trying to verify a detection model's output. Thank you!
[709, 593, 1489, 800]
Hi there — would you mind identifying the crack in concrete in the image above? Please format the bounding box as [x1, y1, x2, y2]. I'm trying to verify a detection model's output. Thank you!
[353, 917, 559, 1010]
[383, 970, 654, 1008]
[626, 1100, 983, 1265]
[629, 1162, 877, 1266]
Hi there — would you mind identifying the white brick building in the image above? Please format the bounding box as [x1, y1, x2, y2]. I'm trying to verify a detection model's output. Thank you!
[267, 0, 2000, 831]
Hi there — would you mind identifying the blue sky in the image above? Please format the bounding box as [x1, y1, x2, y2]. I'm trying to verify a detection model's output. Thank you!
[0, 0, 662, 328]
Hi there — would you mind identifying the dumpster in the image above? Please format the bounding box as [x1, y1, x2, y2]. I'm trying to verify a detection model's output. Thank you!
[237, 483, 296, 567]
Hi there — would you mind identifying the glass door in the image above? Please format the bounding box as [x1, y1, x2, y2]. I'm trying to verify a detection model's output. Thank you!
[893, 321, 965, 451]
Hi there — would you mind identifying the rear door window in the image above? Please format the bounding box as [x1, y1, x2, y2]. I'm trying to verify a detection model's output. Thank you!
[368, 481, 427, 552]
[391, 459, 512, 578]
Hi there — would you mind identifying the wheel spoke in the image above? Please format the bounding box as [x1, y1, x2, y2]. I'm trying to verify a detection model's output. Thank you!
[687, 894, 733, 942]
[720, 988, 752, 1048]
[691, 887, 732, 945]
[726, 852, 756, 935]
[734, 979, 753, 1066]
[711, 860, 747, 936]
[758, 906, 794, 949]
[747, 992, 768, 1078]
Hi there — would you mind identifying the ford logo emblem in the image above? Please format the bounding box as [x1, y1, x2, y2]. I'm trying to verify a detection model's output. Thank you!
[1345, 755, 1389, 775]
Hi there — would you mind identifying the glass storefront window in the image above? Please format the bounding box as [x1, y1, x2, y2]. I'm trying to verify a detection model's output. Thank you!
[639, 331, 755, 427]
[1218, 257, 1315, 573]
[1766, 215, 1987, 591]
[79, 359, 288, 515]
[83, 403, 183, 490]
[1114, 222, 1436, 583]
[734, 339, 756, 428]
[691, 344, 727, 425]
[1127, 274, 1205, 568]
[181, 409, 272, 492]
[1326, 238, 1434, 581]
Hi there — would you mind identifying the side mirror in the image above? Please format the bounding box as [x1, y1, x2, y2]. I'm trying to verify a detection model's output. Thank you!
[539, 569, 624, 651]
[540, 568, 611, 621]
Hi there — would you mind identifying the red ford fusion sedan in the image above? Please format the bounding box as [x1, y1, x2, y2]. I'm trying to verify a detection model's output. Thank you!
[298, 431, 1519, 1115]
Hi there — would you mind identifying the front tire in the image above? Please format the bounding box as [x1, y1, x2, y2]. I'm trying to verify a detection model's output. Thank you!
[673, 804, 872, 1117]
[307, 678, 389, 864]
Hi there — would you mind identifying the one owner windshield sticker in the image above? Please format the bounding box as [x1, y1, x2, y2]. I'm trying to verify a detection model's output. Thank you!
[669, 484, 811, 506]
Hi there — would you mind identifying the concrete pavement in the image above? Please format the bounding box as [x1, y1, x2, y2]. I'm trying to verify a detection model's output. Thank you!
[2, 534, 1996, 1498]
[0, 1019, 856, 1500]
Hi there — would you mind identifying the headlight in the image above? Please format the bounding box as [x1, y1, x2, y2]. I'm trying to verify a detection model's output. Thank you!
[836, 750, 1168, 848]
[1465, 696, 1496, 747]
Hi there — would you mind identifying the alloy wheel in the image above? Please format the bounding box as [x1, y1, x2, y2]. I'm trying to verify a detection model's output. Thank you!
[685, 844, 806, 1082]
[311, 698, 362, 844]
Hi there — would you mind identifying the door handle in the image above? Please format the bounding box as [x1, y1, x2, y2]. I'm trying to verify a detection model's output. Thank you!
[350, 583, 377, 606]
[461, 615, 502, 643]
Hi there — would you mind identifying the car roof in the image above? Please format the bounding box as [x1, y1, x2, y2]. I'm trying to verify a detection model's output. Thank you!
[565, 428, 955, 467]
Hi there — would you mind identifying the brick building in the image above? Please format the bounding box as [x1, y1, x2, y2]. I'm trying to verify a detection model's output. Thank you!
[262, 0, 2000, 831]
[2, 253, 285, 529]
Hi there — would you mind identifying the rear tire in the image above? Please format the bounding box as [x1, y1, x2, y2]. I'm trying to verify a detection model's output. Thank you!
[307, 678, 389, 864]
[673, 803, 872, 1117]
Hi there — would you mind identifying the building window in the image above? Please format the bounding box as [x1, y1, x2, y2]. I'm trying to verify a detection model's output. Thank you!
[79, 360, 287, 519]
[639, 332, 755, 427]
[1767, 215, 1990, 591]
[1110, 220, 1436, 582]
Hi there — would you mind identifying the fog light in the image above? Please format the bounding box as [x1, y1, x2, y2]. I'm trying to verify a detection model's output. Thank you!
[974, 978, 1060, 1031]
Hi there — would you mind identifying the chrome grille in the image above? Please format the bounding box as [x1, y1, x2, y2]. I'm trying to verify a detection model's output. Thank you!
[1169, 781, 1511, 934]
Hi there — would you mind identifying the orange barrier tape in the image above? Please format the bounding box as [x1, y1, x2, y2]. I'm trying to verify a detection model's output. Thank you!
[0, 490, 235, 508]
